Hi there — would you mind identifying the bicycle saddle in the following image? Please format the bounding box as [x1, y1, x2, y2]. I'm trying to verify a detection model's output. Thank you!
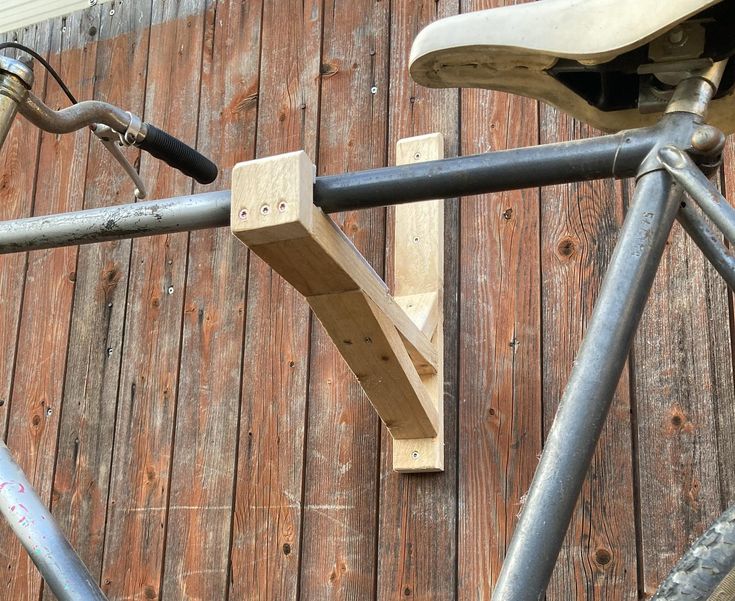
[410, 0, 735, 133]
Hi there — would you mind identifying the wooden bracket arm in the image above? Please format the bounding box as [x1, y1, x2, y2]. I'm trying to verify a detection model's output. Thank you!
[230, 134, 445, 472]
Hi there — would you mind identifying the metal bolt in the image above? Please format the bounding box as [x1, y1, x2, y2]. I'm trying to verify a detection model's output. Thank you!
[260, 205, 270, 215]
[109, 8, 115, 16]
[167, 286, 174, 295]
[238, 208, 248, 220]
[691, 125, 725, 154]
[411, 451, 419, 460]
[370, 86, 378, 94]
[277, 201, 288, 213]
[667, 26, 686, 46]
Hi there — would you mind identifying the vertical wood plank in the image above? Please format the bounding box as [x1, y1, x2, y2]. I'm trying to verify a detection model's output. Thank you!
[455, 0, 542, 596]
[160, 0, 261, 598]
[375, 0, 459, 598]
[0, 8, 100, 600]
[715, 143, 735, 513]
[634, 185, 735, 594]
[99, 2, 207, 599]
[297, 0, 388, 597]
[228, 0, 322, 598]
[0, 21, 52, 444]
[49, 1, 153, 589]
[539, 112, 638, 600]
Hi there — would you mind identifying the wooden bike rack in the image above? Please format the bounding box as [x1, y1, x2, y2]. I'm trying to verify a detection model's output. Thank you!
[230, 134, 444, 472]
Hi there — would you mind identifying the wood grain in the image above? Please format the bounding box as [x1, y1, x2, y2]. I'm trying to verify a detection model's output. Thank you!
[159, 0, 261, 598]
[99, 2, 206, 599]
[0, 21, 52, 443]
[539, 111, 637, 601]
[375, 0, 460, 598]
[456, 0, 542, 596]
[633, 185, 735, 595]
[296, 0, 388, 594]
[48, 2, 153, 591]
[228, 0, 322, 598]
[1, 8, 100, 600]
[1, 2, 734, 600]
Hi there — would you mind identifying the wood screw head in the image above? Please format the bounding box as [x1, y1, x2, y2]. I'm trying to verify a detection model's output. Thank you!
[238, 208, 248, 220]
[261, 205, 270, 215]
[411, 450, 419, 460]
[278, 201, 288, 213]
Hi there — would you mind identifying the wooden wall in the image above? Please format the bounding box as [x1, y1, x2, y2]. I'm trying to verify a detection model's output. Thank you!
[0, 0, 733, 599]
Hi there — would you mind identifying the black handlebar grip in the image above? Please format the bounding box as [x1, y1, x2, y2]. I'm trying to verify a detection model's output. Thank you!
[138, 124, 218, 184]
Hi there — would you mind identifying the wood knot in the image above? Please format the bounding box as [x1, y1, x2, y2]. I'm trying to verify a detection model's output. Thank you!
[594, 548, 612, 565]
[320, 62, 339, 77]
[668, 406, 693, 434]
[282, 543, 291, 555]
[556, 237, 576, 258]
[144, 585, 157, 599]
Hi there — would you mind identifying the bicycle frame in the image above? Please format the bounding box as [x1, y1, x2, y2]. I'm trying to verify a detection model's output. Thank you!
[0, 64, 734, 601]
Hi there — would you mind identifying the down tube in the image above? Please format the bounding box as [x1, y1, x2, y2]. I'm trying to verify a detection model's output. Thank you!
[0, 440, 107, 600]
[492, 169, 681, 601]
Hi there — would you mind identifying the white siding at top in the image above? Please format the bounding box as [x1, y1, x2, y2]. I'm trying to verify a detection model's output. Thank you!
[0, 0, 113, 34]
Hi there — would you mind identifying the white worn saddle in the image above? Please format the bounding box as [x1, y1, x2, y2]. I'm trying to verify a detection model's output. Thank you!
[410, 0, 735, 132]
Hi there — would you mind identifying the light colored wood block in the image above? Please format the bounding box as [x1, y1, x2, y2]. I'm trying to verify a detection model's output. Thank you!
[308, 290, 438, 439]
[231, 150, 315, 245]
[231, 149, 442, 443]
[391, 133, 445, 473]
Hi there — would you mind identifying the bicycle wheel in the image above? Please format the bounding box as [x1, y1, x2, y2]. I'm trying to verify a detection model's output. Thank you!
[652, 504, 735, 600]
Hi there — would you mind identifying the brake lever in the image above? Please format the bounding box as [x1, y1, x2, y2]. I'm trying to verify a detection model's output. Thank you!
[91, 124, 147, 199]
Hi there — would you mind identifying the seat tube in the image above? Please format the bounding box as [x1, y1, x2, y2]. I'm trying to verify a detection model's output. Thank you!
[492, 166, 681, 601]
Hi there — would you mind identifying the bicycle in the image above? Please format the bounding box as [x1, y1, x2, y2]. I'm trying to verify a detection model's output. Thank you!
[0, 0, 735, 600]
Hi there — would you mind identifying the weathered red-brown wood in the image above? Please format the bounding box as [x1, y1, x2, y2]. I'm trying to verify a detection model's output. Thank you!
[228, 0, 323, 598]
[99, 2, 206, 599]
[0, 8, 101, 600]
[0, 21, 52, 444]
[716, 143, 735, 511]
[48, 2, 154, 590]
[297, 0, 389, 597]
[159, 0, 261, 598]
[539, 112, 638, 600]
[375, 1, 459, 598]
[455, 1, 542, 597]
[4, 3, 735, 600]
[634, 175, 735, 594]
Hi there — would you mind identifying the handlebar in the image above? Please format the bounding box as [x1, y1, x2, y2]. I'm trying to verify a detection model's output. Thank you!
[18, 92, 218, 186]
